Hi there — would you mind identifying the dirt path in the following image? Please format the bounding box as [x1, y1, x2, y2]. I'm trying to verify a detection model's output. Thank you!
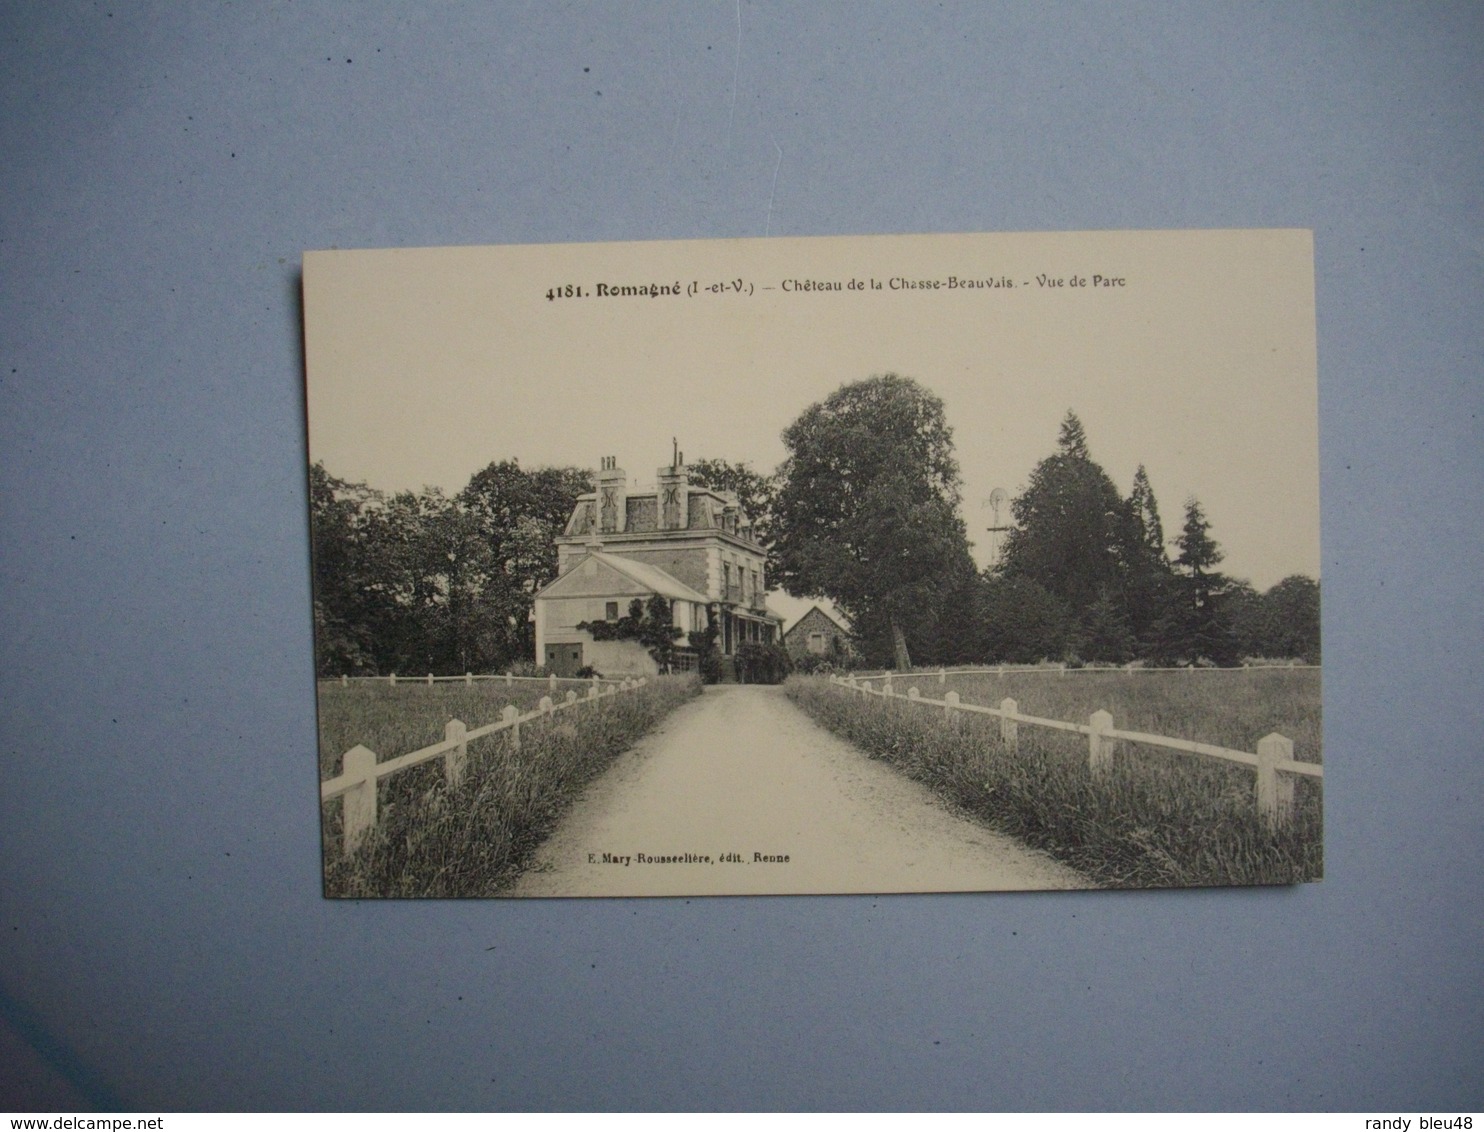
[510, 685, 1089, 897]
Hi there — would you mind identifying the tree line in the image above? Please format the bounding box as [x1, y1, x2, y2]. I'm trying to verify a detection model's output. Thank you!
[310, 460, 591, 676]
[309, 457, 766, 677]
[310, 374, 1318, 677]
[767, 377, 1319, 670]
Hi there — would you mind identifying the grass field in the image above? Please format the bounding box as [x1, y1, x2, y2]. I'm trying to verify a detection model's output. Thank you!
[893, 668, 1321, 766]
[319, 675, 700, 897]
[787, 669, 1322, 889]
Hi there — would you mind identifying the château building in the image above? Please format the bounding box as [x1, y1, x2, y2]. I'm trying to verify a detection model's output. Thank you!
[532, 456, 782, 677]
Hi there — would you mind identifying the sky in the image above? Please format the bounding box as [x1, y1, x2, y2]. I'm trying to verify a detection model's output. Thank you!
[303, 229, 1319, 595]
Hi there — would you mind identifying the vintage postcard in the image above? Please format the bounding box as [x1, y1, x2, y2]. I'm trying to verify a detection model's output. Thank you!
[304, 230, 1320, 898]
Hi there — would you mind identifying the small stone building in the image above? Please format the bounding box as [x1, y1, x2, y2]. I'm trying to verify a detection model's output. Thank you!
[533, 456, 782, 678]
[783, 604, 854, 665]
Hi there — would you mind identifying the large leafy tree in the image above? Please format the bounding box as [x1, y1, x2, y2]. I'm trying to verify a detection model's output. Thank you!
[1230, 574, 1321, 663]
[309, 462, 399, 675]
[308, 459, 593, 677]
[458, 460, 592, 595]
[1262, 575, 1321, 663]
[771, 374, 974, 670]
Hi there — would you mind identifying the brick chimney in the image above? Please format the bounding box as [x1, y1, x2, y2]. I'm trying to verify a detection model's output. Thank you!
[596, 456, 627, 534]
[656, 457, 690, 531]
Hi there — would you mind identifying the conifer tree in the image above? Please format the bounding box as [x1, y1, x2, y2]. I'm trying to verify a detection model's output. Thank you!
[1169, 497, 1239, 665]
[1000, 411, 1134, 630]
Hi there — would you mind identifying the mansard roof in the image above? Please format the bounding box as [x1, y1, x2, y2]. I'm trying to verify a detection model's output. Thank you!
[561, 489, 740, 538]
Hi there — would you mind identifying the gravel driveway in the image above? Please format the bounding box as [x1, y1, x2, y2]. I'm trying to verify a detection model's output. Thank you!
[510, 684, 1089, 897]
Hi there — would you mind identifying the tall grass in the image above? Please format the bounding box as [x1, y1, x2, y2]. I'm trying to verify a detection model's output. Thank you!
[918, 669, 1321, 766]
[316, 680, 593, 777]
[320, 676, 700, 897]
[787, 673, 1322, 888]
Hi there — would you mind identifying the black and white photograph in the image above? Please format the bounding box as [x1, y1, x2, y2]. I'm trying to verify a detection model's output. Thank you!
[304, 228, 1320, 898]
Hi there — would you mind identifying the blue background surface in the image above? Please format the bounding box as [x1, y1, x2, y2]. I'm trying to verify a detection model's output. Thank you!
[2, 2, 1480, 1111]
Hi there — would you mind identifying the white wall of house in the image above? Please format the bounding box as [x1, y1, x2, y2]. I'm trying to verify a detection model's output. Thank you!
[585, 639, 657, 677]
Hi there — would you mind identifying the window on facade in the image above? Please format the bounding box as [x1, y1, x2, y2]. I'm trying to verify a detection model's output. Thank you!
[723, 563, 731, 598]
[605, 601, 619, 621]
[808, 632, 826, 655]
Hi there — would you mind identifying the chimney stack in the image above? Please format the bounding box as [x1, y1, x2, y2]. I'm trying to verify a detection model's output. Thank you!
[596, 456, 627, 534]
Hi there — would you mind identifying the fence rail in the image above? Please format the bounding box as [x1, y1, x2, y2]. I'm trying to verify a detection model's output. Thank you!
[319, 671, 630, 690]
[847, 662, 1319, 681]
[320, 676, 649, 857]
[830, 672, 1321, 828]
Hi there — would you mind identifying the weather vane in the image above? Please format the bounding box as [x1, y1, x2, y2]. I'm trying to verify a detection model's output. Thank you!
[984, 487, 1010, 564]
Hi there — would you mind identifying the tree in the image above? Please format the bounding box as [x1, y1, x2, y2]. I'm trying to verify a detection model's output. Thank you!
[1263, 575, 1321, 663]
[975, 573, 1073, 663]
[771, 375, 974, 671]
[458, 460, 592, 595]
[309, 462, 388, 675]
[1166, 496, 1240, 665]
[1123, 463, 1177, 656]
[308, 459, 594, 677]
[1077, 587, 1138, 663]
[1231, 575, 1321, 662]
[1000, 412, 1136, 620]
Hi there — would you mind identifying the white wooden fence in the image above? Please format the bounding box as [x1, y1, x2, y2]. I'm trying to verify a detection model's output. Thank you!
[830, 672, 1322, 829]
[320, 676, 649, 857]
[850, 662, 1319, 680]
[322, 672, 627, 690]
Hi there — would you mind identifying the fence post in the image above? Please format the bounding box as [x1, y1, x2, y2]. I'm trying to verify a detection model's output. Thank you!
[588, 684, 600, 702]
[506, 671, 513, 687]
[565, 690, 578, 706]
[1089, 710, 1115, 775]
[503, 704, 521, 751]
[945, 690, 959, 724]
[389, 673, 397, 686]
[1060, 663, 1067, 677]
[908, 686, 920, 702]
[539, 695, 554, 715]
[939, 667, 946, 685]
[548, 672, 558, 694]
[340, 674, 348, 687]
[1000, 698, 1018, 752]
[1256, 733, 1295, 829]
[444, 720, 467, 788]
[465, 672, 473, 686]
[340, 745, 377, 857]
[427, 672, 434, 686]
